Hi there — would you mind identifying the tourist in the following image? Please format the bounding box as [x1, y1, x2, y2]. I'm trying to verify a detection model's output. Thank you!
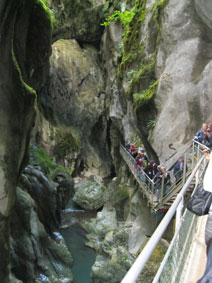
[130, 144, 136, 155]
[145, 161, 154, 180]
[125, 141, 131, 152]
[169, 156, 185, 183]
[140, 149, 148, 162]
[152, 162, 158, 178]
[197, 149, 212, 283]
[161, 166, 171, 195]
[204, 122, 212, 149]
[194, 123, 208, 144]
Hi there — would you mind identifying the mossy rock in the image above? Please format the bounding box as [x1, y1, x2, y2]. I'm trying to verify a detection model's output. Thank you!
[136, 238, 168, 282]
[73, 176, 105, 210]
[50, 0, 107, 42]
[53, 128, 81, 162]
[30, 144, 57, 175]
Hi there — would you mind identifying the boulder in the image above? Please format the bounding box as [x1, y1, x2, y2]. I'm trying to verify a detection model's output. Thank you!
[90, 228, 134, 283]
[91, 246, 134, 283]
[73, 176, 105, 210]
[83, 207, 117, 240]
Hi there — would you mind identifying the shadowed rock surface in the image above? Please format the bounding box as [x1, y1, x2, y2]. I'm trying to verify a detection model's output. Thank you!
[1, 0, 212, 282]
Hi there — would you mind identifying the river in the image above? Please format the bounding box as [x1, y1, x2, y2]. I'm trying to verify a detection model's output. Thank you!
[60, 199, 97, 283]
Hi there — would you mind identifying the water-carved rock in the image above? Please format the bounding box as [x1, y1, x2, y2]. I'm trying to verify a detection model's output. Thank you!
[73, 176, 105, 210]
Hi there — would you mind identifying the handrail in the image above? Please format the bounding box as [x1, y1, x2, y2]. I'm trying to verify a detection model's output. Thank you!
[121, 154, 206, 283]
[120, 145, 155, 203]
[121, 140, 207, 208]
[120, 145, 154, 184]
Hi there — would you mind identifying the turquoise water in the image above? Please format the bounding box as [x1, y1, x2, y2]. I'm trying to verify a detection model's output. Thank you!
[61, 223, 96, 283]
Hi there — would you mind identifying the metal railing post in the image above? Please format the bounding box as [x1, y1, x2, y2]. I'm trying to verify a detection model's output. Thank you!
[197, 142, 200, 164]
[183, 152, 187, 185]
[160, 176, 165, 204]
[192, 141, 195, 168]
[175, 196, 183, 230]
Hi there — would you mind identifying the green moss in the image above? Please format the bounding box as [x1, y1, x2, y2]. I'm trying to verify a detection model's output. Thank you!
[152, 0, 168, 20]
[133, 80, 159, 110]
[11, 0, 55, 97]
[101, 10, 135, 29]
[12, 48, 36, 96]
[30, 146, 57, 174]
[52, 166, 72, 178]
[126, 56, 156, 96]
[136, 238, 168, 282]
[119, 0, 147, 75]
[114, 185, 130, 204]
[117, 0, 167, 111]
[53, 128, 81, 162]
[30, 145, 73, 176]
[36, 0, 56, 30]
[146, 119, 157, 129]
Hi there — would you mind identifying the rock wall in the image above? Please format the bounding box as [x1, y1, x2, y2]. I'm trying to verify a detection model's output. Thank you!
[0, 0, 52, 281]
[152, 0, 212, 163]
[11, 186, 73, 283]
[39, 39, 113, 177]
[49, 0, 106, 43]
[2, 0, 212, 281]
[10, 153, 75, 282]
[34, 1, 212, 281]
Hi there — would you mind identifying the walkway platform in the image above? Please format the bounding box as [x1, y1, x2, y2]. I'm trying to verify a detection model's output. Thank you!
[182, 215, 208, 283]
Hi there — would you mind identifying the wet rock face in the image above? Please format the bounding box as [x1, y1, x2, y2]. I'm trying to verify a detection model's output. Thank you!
[0, 0, 52, 280]
[46, 39, 105, 133]
[10, 187, 73, 283]
[19, 166, 74, 233]
[40, 39, 113, 177]
[50, 0, 106, 43]
[11, 155, 74, 282]
[85, 208, 118, 239]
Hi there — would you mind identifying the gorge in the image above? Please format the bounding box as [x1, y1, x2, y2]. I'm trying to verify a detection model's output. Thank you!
[1, 0, 212, 282]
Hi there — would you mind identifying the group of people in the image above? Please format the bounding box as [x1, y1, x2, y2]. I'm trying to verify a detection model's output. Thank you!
[125, 122, 212, 202]
[125, 142, 185, 200]
[125, 125, 212, 282]
[125, 123, 212, 282]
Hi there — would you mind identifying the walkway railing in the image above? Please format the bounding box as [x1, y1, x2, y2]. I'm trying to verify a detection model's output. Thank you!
[121, 142, 209, 283]
[120, 145, 155, 204]
[120, 140, 208, 208]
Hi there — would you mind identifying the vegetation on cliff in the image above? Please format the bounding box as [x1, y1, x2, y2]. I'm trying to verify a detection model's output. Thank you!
[102, 0, 167, 111]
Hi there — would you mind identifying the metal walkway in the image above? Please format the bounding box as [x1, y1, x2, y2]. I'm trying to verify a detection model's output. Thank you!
[121, 140, 209, 283]
[120, 141, 205, 211]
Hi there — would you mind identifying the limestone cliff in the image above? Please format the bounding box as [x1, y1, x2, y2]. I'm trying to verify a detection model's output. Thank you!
[1, 0, 212, 282]
[34, 0, 212, 281]
[37, 0, 212, 176]
[0, 0, 52, 281]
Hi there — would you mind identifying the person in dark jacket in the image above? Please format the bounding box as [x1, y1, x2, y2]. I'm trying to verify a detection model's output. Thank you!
[194, 123, 208, 144]
[197, 150, 212, 283]
[145, 161, 154, 180]
[153, 166, 171, 201]
[204, 123, 212, 149]
[170, 156, 185, 183]
[126, 141, 131, 152]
